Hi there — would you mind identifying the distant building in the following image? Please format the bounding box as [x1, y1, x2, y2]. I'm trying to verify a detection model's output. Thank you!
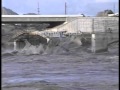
[96, 9, 114, 17]
[108, 13, 119, 17]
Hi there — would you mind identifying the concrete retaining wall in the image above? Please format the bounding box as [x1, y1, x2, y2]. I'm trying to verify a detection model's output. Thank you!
[47, 17, 118, 34]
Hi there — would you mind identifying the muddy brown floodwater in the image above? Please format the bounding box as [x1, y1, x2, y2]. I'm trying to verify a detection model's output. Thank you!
[2, 43, 119, 90]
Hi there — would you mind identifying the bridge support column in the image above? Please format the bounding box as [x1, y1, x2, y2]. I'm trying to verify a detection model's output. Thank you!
[91, 33, 108, 53]
[13, 41, 17, 51]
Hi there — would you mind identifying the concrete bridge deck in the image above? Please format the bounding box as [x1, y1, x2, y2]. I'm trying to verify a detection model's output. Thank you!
[2, 15, 83, 23]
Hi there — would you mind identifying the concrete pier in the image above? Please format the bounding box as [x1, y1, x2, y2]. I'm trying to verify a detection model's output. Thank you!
[91, 31, 118, 53]
[91, 33, 108, 53]
[13, 41, 17, 51]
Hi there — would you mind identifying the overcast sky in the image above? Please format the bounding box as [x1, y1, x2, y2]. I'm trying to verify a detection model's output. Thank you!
[2, 0, 119, 16]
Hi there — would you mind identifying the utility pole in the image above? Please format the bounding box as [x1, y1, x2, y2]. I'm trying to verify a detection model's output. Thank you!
[65, 2, 67, 15]
[38, 2, 40, 14]
[113, 3, 115, 13]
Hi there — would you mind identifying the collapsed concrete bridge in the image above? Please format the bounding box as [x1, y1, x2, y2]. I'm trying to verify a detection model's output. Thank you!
[10, 28, 118, 53]
[2, 15, 119, 53]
